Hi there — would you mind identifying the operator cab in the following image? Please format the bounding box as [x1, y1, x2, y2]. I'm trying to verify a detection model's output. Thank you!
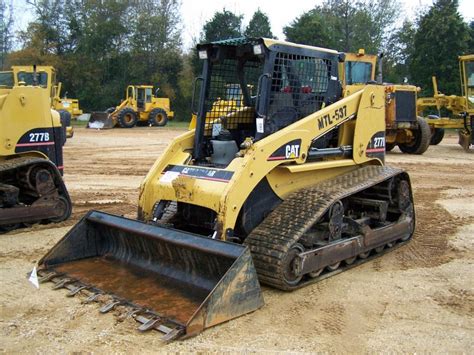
[136, 86, 153, 111]
[193, 37, 342, 166]
[0, 72, 13, 88]
[16, 71, 49, 87]
[462, 57, 474, 109]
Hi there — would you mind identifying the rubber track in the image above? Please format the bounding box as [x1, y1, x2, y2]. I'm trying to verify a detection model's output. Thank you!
[0, 156, 46, 173]
[0, 156, 71, 228]
[244, 165, 406, 290]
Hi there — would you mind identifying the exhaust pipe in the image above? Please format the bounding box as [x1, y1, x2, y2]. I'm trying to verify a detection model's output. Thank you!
[377, 53, 384, 84]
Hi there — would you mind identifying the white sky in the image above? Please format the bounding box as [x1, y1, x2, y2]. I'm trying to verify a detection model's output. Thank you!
[12, 0, 474, 51]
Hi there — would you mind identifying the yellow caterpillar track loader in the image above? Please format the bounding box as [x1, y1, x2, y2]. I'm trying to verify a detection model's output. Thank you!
[88, 85, 174, 129]
[343, 50, 431, 154]
[0, 72, 72, 233]
[38, 38, 415, 341]
[417, 54, 474, 150]
[11, 65, 79, 140]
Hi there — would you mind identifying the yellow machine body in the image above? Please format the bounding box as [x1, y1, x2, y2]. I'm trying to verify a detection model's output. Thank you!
[88, 85, 174, 129]
[343, 50, 431, 154]
[0, 81, 72, 231]
[11, 65, 80, 139]
[0, 85, 61, 159]
[39, 38, 415, 341]
[417, 54, 474, 150]
[140, 85, 386, 235]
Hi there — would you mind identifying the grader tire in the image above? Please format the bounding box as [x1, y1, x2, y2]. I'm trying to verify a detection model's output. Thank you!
[385, 142, 397, 152]
[430, 128, 445, 145]
[399, 117, 431, 155]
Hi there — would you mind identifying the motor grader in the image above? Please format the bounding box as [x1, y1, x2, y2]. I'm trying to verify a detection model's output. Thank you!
[37, 38, 415, 341]
[342, 49, 431, 154]
[88, 85, 174, 129]
[0, 71, 72, 233]
[11, 65, 79, 140]
[417, 54, 474, 151]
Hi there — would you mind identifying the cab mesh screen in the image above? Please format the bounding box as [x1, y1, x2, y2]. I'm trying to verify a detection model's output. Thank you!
[203, 58, 262, 137]
[269, 53, 331, 124]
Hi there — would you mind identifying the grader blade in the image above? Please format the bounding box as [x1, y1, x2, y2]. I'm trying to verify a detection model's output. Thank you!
[38, 211, 263, 340]
[87, 112, 115, 129]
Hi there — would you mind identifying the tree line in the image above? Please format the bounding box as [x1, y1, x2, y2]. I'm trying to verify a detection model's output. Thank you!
[1, 0, 473, 120]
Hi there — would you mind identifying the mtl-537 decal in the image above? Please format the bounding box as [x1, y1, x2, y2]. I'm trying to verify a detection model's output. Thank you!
[317, 105, 348, 130]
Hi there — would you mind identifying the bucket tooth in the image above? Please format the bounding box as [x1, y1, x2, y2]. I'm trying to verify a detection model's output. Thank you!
[52, 278, 74, 290]
[138, 317, 162, 332]
[67, 285, 87, 297]
[82, 293, 101, 304]
[117, 308, 141, 322]
[38, 211, 264, 339]
[99, 300, 121, 313]
[38, 271, 61, 283]
[126, 308, 142, 318]
[162, 327, 185, 342]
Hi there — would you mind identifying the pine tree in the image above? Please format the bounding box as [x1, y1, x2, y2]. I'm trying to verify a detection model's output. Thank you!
[202, 9, 243, 42]
[0, 0, 13, 69]
[244, 9, 274, 38]
[410, 0, 470, 95]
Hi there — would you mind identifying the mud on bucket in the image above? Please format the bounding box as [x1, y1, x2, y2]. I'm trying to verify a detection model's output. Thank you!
[38, 211, 264, 340]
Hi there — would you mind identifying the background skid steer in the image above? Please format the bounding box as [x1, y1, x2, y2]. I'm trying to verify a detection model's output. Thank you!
[38, 38, 415, 340]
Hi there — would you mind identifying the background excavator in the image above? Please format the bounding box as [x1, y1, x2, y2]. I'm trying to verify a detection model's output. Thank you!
[37, 38, 415, 341]
[0, 70, 72, 232]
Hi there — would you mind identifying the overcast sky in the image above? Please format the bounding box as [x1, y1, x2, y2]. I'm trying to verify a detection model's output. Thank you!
[13, 0, 474, 50]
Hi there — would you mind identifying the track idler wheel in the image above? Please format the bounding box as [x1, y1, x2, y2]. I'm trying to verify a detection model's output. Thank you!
[282, 243, 304, 286]
[344, 256, 356, 265]
[49, 196, 72, 223]
[326, 262, 340, 271]
[308, 268, 323, 278]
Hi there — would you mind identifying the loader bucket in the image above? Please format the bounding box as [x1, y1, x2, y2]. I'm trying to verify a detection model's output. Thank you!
[87, 112, 115, 129]
[38, 211, 264, 341]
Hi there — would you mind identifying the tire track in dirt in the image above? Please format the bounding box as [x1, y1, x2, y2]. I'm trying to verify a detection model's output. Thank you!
[396, 187, 473, 269]
[432, 287, 474, 317]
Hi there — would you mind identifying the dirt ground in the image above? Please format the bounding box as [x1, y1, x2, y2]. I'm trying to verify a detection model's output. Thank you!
[1, 127, 473, 353]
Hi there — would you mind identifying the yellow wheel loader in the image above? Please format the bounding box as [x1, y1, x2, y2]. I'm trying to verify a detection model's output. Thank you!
[343, 50, 431, 154]
[37, 38, 415, 341]
[11, 65, 80, 140]
[88, 85, 174, 129]
[0, 72, 72, 233]
[417, 54, 474, 151]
